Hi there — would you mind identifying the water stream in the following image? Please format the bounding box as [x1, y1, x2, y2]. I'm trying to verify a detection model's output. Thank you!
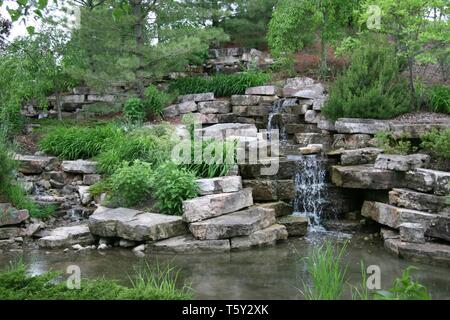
[267, 99, 288, 141]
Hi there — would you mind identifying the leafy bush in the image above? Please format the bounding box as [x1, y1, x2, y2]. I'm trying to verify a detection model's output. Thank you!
[169, 71, 270, 97]
[427, 85, 450, 114]
[107, 160, 153, 207]
[374, 131, 415, 155]
[374, 267, 431, 300]
[39, 124, 121, 160]
[151, 162, 199, 215]
[123, 97, 146, 124]
[421, 129, 450, 159]
[0, 261, 191, 300]
[0, 135, 15, 188]
[95, 128, 174, 175]
[322, 39, 411, 120]
[143, 85, 171, 117]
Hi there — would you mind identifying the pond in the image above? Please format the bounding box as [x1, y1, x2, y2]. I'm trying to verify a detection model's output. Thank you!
[1, 232, 449, 299]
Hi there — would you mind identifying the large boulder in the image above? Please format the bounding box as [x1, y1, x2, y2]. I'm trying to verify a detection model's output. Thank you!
[340, 148, 384, 166]
[61, 160, 97, 174]
[199, 123, 257, 139]
[182, 188, 253, 223]
[277, 215, 308, 237]
[116, 213, 187, 241]
[189, 207, 276, 240]
[14, 155, 58, 174]
[331, 165, 405, 189]
[163, 104, 179, 118]
[178, 92, 214, 103]
[282, 84, 324, 99]
[230, 224, 287, 250]
[258, 202, 293, 217]
[38, 224, 95, 248]
[374, 154, 430, 172]
[0, 204, 29, 227]
[331, 134, 374, 150]
[242, 180, 294, 201]
[178, 101, 197, 114]
[88, 208, 142, 237]
[389, 188, 449, 213]
[196, 176, 242, 195]
[149, 235, 230, 253]
[230, 95, 262, 106]
[335, 118, 390, 134]
[245, 85, 280, 96]
[198, 100, 231, 114]
[361, 201, 401, 229]
[405, 169, 450, 196]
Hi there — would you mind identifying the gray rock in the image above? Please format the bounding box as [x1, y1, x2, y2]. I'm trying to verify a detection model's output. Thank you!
[361, 201, 402, 229]
[341, 148, 384, 165]
[405, 169, 449, 196]
[78, 186, 92, 205]
[83, 174, 101, 186]
[295, 133, 326, 147]
[304, 110, 319, 123]
[22, 223, 41, 237]
[87, 94, 116, 103]
[230, 224, 287, 249]
[150, 235, 231, 253]
[38, 224, 95, 248]
[277, 216, 308, 237]
[119, 239, 136, 248]
[399, 222, 426, 244]
[232, 105, 248, 115]
[198, 100, 231, 114]
[163, 104, 179, 118]
[200, 123, 257, 139]
[331, 165, 405, 189]
[283, 84, 324, 99]
[313, 96, 326, 111]
[0, 205, 29, 227]
[178, 92, 215, 103]
[116, 213, 187, 241]
[258, 202, 293, 217]
[284, 77, 315, 89]
[335, 118, 390, 134]
[178, 101, 197, 114]
[230, 95, 262, 106]
[389, 188, 449, 213]
[332, 134, 374, 150]
[88, 208, 142, 237]
[299, 144, 323, 155]
[0, 227, 21, 239]
[245, 85, 279, 96]
[14, 154, 58, 174]
[242, 180, 294, 201]
[61, 160, 97, 174]
[317, 119, 335, 131]
[189, 207, 276, 240]
[374, 154, 430, 172]
[196, 176, 242, 195]
[389, 121, 450, 139]
[182, 188, 253, 223]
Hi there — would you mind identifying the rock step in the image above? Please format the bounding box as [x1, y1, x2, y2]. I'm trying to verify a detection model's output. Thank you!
[199, 123, 257, 139]
[61, 160, 97, 174]
[374, 154, 430, 172]
[389, 188, 449, 213]
[14, 154, 58, 174]
[189, 206, 276, 240]
[182, 188, 253, 223]
[38, 224, 95, 248]
[362, 201, 450, 242]
[0, 204, 29, 227]
[149, 235, 230, 253]
[382, 229, 450, 267]
[340, 148, 384, 165]
[196, 176, 242, 196]
[405, 169, 450, 196]
[277, 216, 308, 237]
[257, 201, 293, 217]
[230, 224, 287, 250]
[331, 164, 405, 189]
[89, 208, 187, 241]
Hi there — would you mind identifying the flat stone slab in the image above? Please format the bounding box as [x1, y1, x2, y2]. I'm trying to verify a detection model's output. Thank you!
[384, 236, 450, 267]
[178, 92, 214, 103]
[149, 235, 230, 253]
[405, 169, 450, 196]
[182, 188, 253, 223]
[189, 207, 276, 240]
[116, 213, 187, 241]
[335, 118, 391, 134]
[61, 160, 97, 174]
[230, 224, 287, 250]
[0, 204, 29, 227]
[178, 101, 197, 114]
[88, 208, 142, 237]
[199, 123, 257, 139]
[198, 100, 231, 114]
[340, 148, 384, 165]
[230, 95, 262, 106]
[282, 84, 324, 99]
[245, 85, 279, 96]
[196, 176, 242, 195]
[332, 134, 374, 150]
[331, 165, 405, 189]
[258, 202, 293, 217]
[374, 154, 430, 172]
[242, 180, 294, 201]
[14, 154, 58, 174]
[399, 222, 425, 244]
[389, 188, 449, 213]
[38, 224, 95, 248]
[277, 216, 308, 237]
[0, 227, 21, 239]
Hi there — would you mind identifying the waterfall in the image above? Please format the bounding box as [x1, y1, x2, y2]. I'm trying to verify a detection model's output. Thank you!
[267, 99, 291, 141]
[292, 155, 327, 232]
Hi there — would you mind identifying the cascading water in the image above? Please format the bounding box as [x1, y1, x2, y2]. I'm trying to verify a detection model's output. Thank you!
[291, 154, 327, 232]
[267, 99, 296, 141]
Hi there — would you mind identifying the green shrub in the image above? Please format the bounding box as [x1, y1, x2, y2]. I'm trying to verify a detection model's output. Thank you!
[39, 124, 121, 160]
[374, 267, 431, 300]
[0, 261, 191, 300]
[169, 71, 270, 97]
[143, 85, 171, 117]
[95, 128, 174, 175]
[151, 162, 199, 215]
[427, 84, 450, 114]
[0, 135, 16, 188]
[322, 39, 411, 120]
[374, 131, 415, 155]
[123, 97, 146, 124]
[107, 160, 153, 207]
[421, 129, 450, 159]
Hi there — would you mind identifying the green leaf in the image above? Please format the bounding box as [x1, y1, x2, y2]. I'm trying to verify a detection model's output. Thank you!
[38, 0, 48, 10]
[26, 26, 35, 34]
[17, 0, 28, 6]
